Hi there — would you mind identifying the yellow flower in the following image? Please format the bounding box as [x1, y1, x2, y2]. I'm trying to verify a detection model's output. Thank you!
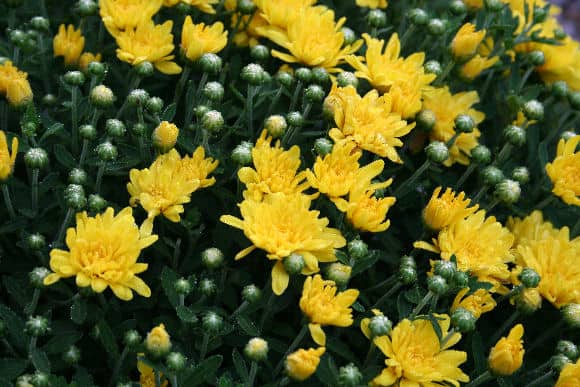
[152, 121, 179, 153]
[0, 61, 33, 107]
[113, 20, 182, 75]
[138, 357, 168, 387]
[326, 85, 415, 162]
[53, 24, 85, 66]
[178, 146, 219, 189]
[360, 309, 383, 339]
[451, 288, 496, 318]
[463, 0, 484, 8]
[285, 347, 326, 381]
[180, 17, 228, 62]
[346, 33, 435, 118]
[488, 324, 525, 376]
[163, 0, 219, 14]
[260, 6, 362, 72]
[229, 11, 267, 48]
[556, 358, 580, 387]
[535, 37, 580, 91]
[422, 86, 485, 166]
[238, 130, 310, 201]
[220, 194, 346, 295]
[507, 210, 560, 247]
[460, 55, 499, 80]
[0, 131, 18, 181]
[254, 0, 317, 34]
[414, 210, 514, 293]
[546, 135, 580, 206]
[145, 323, 172, 356]
[43, 207, 158, 301]
[356, 0, 388, 8]
[99, 0, 162, 32]
[452, 23, 486, 59]
[423, 186, 479, 231]
[78, 52, 102, 72]
[299, 274, 359, 346]
[372, 314, 469, 387]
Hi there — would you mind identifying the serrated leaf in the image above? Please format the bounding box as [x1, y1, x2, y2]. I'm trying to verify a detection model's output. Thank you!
[176, 305, 198, 323]
[31, 349, 51, 373]
[0, 305, 27, 350]
[0, 359, 28, 380]
[96, 319, 120, 361]
[53, 144, 76, 169]
[161, 102, 177, 121]
[180, 355, 223, 386]
[161, 266, 180, 308]
[43, 331, 83, 354]
[232, 349, 248, 382]
[236, 315, 260, 336]
[71, 297, 87, 324]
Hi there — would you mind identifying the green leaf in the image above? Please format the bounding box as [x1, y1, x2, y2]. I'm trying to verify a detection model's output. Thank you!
[352, 301, 365, 313]
[71, 297, 87, 324]
[0, 305, 27, 350]
[39, 122, 64, 143]
[53, 144, 77, 169]
[0, 358, 28, 380]
[471, 331, 486, 374]
[236, 315, 260, 336]
[315, 354, 338, 387]
[351, 253, 379, 277]
[217, 375, 236, 387]
[176, 305, 198, 323]
[162, 102, 177, 121]
[96, 319, 120, 361]
[31, 348, 51, 373]
[232, 348, 249, 382]
[2, 275, 29, 307]
[180, 355, 223, 386]
[43, 331, 83, 354]
[161, 266, 180, 308]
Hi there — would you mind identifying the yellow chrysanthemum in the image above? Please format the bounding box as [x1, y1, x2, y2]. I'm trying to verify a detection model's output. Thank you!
[346, 33, 436, 118]
[99, 0, 162, 32]
[423, 186, 479, 231]
[360, 308, 384, 339]
[163, 0, 219, 14]
[113, 20, 182, 75]
[285, 347, 326, 381]
[178, 146, 219, 189]
[451, 23, 486, 59]
[152, 121, 179, 153]
[546, 135, 580, 206]
[299, 274, 359, 346]
[220, 194, 346, 295]
[260, 6, 362, 72]
[0, 131, 18, 181]
[254, 0, 317, 35]
[556, 358, 580, 387]
[238, 130, 310, 201]
[507, 210, 560, 246]
[53, 24, 85, 66]
[372, 314, 469, 387]
[78, 52, 102, 73]
[145, 323, 172, 356]
[138, 357, 168, 387]
[0, 61, 33, 107]
[180, 17, 228, 62]
[227, 9, 267, 47]
[460, 54, 500, 80]
[415, 210, 514, 293]
[43, 207, 158, 301]
[422, 86, 485, 166]
[451, 288, 496, 318]
[488, 324, 525, 376]
[356, 0, 388, 9]
[326, 85, 415, 162]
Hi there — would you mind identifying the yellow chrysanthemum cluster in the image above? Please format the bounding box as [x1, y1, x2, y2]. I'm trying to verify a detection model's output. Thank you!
[0, 60, 33, 107]
[546, 135, 580, 206]
[53, 24, 101, 70]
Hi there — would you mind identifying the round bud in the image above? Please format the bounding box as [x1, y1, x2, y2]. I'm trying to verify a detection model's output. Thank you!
[96, 141, 118, 161]
[166, 352, 187, 371]
[16, 374, 34, 387]
[528, 50, 545, 66]
[202, 311, 223, 333]
[265, 115, 287, 138]
[338, 363, 363, 387]
[424, 60, 442, 76]
[42, 94, 57, 107]
[399, 265, 417, 285]
[20, 36, 37, 53]
[244, 337, 269, 362]
[367, 9, 387, 28]
[556, 340, 579, 362]
[532, 6, 548, 23]
[561, 131, 576, 141]
[231, 141, 253, 165]
[30, 16, 50, 32]
[514, 288, 542, 314]
[24, 148, 49, 169]
[29, 267, 50, 288]
[313, 137, 333, 156]
[65, 183, 84, 197]
[295, 67, 312, 83]
[27, 233, 46, 250]
[88, 194, 107, 212]
[569, 91, 580, 110]
[276, 71, 294, 88]
[174, 277, 193, 296]
[408, 8, 428, 26]
[174, 2, 192, 14]
[425, 141, 449, 163]
[451, 307, 476, 332]
[199, 278, 217, 297]
[348, 239, 368, 260]
[201, 247, 224, 270]
[551, 354, 571, 372]
[106, 119, 126, 138]
[199, 53, 222, 74]
[9, 29, 26, 45]
[452, 271, 469, 288]
[484, 0, 504, 12]
[326, 263, 352, 287]
[237, 0, 256, 14]
[25, 315, 50, 337]
[63, 345, 81, 364]
[90, 85, 115, 109]
[63, 70, 85, 86]
[286, 111, 304, 127]
[135, 61, 154, 77]
[65, 191, 87, 211]
[504, 124, 526, 146]
[482, 166, 504, 186]
[427, 275, 448, 295]
[368, 315, 392, 337]
[336, 71, 358, 88]
[553, 28, 567, 40]
[550, 81, 568, 99]
[416, 109, 436, 132]
[427, 19, 445, 36]
[283, 253, 305, 275]
[194, 105, 210, 119]
[79, 124, 97, 140]
[87, 61, 105, 77]
[21, 121, 37, 137]
[523, 99, 544, 121]
[305, 84, 325, 103]
[454, 114, 475, 133]
[471, 145, 491, 164]
[242, 284, 262, 303]
[449, 0, 467, 15]
[145, 96, 164, 114]
[494, 179, 521, 205]
[518, 267, 540, 288]
[201, 110, 224, 133]
[31, 372, 50, 387]
[562, 303, 580, 328]
[152, 121, 179, 152]
[250, 44, 269, 61]
[400, 255, 416, 269]
[203, 81, 224, 102]
[241, 63, 266, 85]
[511, 167, 529, 184]
[76, 0, 98, 16]
[127, 88, 149, 106]
[145, 324, 171, 358]
[68, 169, 87, 186]
[434, 260, 457, 280]
[311, 67, 330, 85]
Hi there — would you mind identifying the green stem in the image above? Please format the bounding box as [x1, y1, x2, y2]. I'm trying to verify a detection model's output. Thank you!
[199, 333, 210, 361]
[528, 320, 564, 352]
[273, 324, 308, 376]
[440, 327, 457, 348]
[472, 186, 488, 203]
[265, 87, 283, 117]
[259, 282, 275, 330]
[2, 338, 18, 357]
[247, 361, 258, 387]
[71, 86, 79, 154]
[155, 370, 162, 387]
[363, 343, 377, 368]
[400, 24, 416, 48]
[435, 60, 455, 86]
[494, 143, 512, 165]
[394, 160, 431, 197]
[455, 163, 477, 191]
[535, 195, 555, 210]
[490, 310, 519, 344]
[409, 291, 434, 319]
[173, 66, 191, 108]
[372, 282, 403, 309]
[95, 162, 107, 193]
[231, 301, 249, 318]
[466, 370, 493, 387]
[54, 208, 74, 247]
[289, 81, 303, 112]
[116, 75, 142, 119]
[37, 36, 51, 93]
[109, 346, 129, 387]
[246, 85, 256, 136]
[28, 336, 37, 357]
[517, 66, 535, 93]
[194, 72, 209, 105]
[2, 184, 16, 219]
[497, 285, 522, 304]
[31, 169, 39, 216]
[24, 289, 41, 316]
[366, 274, 397, 292]
[78, 139, 89, 167]
[527, 371, 554, 387]
[171, 375, 179, 387]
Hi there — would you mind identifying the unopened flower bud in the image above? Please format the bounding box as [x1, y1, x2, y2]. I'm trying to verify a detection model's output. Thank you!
[283, 253, 305, 275]
[201, 247, 224, 270]
[25, 315, 50, 336]
[88, 61, 105, 77]
[133, 124, 147, 135]
[63, 70, 85, 86]
[145, 96, 164, 114]
[449, 0, 467, 15]
[27, 233, 46, 250]
[494, 179, 521, 205]
[561, 131, 576, 141]
[9, 30, 25, 46]
[242, 63, 266, 85]
[341, 27, 356, 45]
[203, 81, 224, 102]
[336, 71, 358, 88]
[31, 372, 50, 387]
[276, 71, 294, 88]
[174, 2, 192, 14]
[90, 85, 115, 109]
[96, 141, 118, 161]
[451, 307, 476, 332]
[30, 16, 49, 32]
[434, 260, 456, 280]
[515, 288, 542, 314]
[237, 0, 256, 14]
[123, 329, 141, 347]
[127, 89, 149, 106]
[265, 115, 287, 138]
[199, 53, 222, 74]
[556, 340, 579, 361]
[454, 114, 475, 133]
[286, 111, 303, 127]
[250, 44, 269, 61]
[471, 145, 491, 164]
[399, 265, 417, 285]
[427, 275, 448, 295]
[482, 166, 504, 186]
[348, 239, 368, 260]
[66, 191, 87, 210]
[16, 374, 34, 387]
[553, 28, 567, 40]
[202, 311, 223, 333]
[551, 354, 571, 372]
[569, 91, 580, 110]
[484, 0, 503, 12]
[425, 60, 442, 76]
[408, 8, 428, 25]
[504, 125, 526, 146]
[244, 337, 269, 362]
[174, 277, 193, 295]
[311, 67, 330, 85]
[426, 141, 449, 163]
[63, 345, 81, 364]
[24, 148, 49, 169]
[199, 278, 217, 296]
[76, 0, 98, 16]
[305, 85, 325, 103]
[369, 315, 392, 337]
[562, 304, 580, 328]
[135, 61, 154, 77]
[29, 267, 50, 288]
[518, 267, 540, 288]
[528, 50, 545, 66]
[68, 168, 87, 185]
[532, 6, 548, 23]
[152, 121, 179, 152]
[166, 352, 187, 371]
[427, 19, 445, 35]
[326, 263, 352, 287]
[295, 67, 312, 83]
[452, 271, 470, 288]
[338, 363, 362, 387]
[42, 94, 57, 106]
[367, 9, 387, 28]
[232, 141, 253, 165]
[242, 284, 262, 303]
[400, 255, 416, 268]
[106, 118, 126, 138]
[313, 138, 333, 156]
[551, 81, 568, 99]
[145, 323, 171, 357]
[79, 124, 97, 140]
[416, 109, 436, 132]
[201, 110, 224, 133]
[523, 99, 544, 121]
[88, 194, 107, 212]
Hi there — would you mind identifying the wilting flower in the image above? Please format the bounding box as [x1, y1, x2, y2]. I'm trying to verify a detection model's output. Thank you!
[423, 187, 478, 231]
[488, 324, 525, 376]
[43, 207, 158, 301]
[451, 288, 496, 318]
[451, 23, 486, 59]
[53, 24, 85, 66]
[145, 323, 172, 357]
[356, 0, 388, 8]
[372, 314, 469, 386]
[285, 347, 326, 381]
[78, 52, 102, 72]
[220, 194, 346, 295]
[138, 357, 168, 387]
[0, 131, 18, 181]
[152, 121, 179, 152]
[299, 274, 359, 346]
[556, 358, 580, 387]
[99, 0, 162, 32]
[163, 0, 219, 14]
[113, 20, 182, 75]
[180, 17, 228, 62]
[545, 135, 580, 206]
[0, 61, 33, 107]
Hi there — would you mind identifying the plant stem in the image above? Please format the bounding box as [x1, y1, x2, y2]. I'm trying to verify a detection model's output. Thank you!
[31, 169, 39, 216]
[455, 163, 477, 190]
[527, 371, 554, 387]
[2, 184, 16, 219]
[54, 208, 74, 247]
[71, 86, 79, 154]
[28, 336, 37, 358]
[528, 320, 564, 352]
[273, 325, 308, 376]
[24, 289, 41, 316]
[289, 81, 302, 112]
[79, 139, 89, 167]
[466, 370, 493, 387]
[247, 361, 258, 387]
[95, 162, 107, 193]
[199, 333, 210, 361]
[535, 195, 554, 210]
[473, 186, 488, 203]
[394, 160, 431, 197]
[231, 301, 249, 318]
[372, 282, 403, 309]
[494, 143, 512, 165]
[246, 85, 256, 136]
[155, 370, 162, 387]
[435, 60, 455, 86]
[109, 346, 129, 387]
[37, 36, 51, 93]
[490, 310, 519, 344]
[171, 375, 179, 387]
[173, 66, 191, 108]
[409, 291, 434, 319]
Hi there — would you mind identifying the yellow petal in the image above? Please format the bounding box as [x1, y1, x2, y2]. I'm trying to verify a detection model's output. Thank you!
[272, 261, 289, 296]
[309, 323, 326, 346]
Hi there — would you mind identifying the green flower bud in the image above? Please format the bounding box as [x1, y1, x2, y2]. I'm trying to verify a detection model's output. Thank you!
[514, 288, 542, 314]
[449, 0, 467, 15]
[201, 110, 224, 133]
[326, 263, 352, 287]
[127, 88, 149, 106]
[135, 61, 154, 77]
[27, 233, 46, 250]
[528, 50, 545, 66]
[562, 304, 580, 328]
[305, 84, 325, 103]
[434, 260, 456, 280]
[451, 307, 476, 332]
[511, 167, 529, 184]
[65, 183, 84, 197]
[194, 105, 210, 120]
[76, 0, 98, 17]
[68, 168, 87, 185]
[88, 61, 106, 77]
[242, 284, 262, 303]
[556, 340, 579, 362]
[452, 271, 470, 288]
[369, 315, 392, 337]
[174, 2, 192, 14]
[90, 85, 115, 109]
[532, 6, 548, 23]
[88, 194, 107, 212]
[24, 148, 49, 169]
[551, 81, 568, 99]
[426, 141, 449, 163]
[312, 67, 330, 85]
[338, 363, 363, 387]
[399, 265, 417, 285]
[117, 383, 132, 387]
[244, 337, 269, 362]
[551, 354, 571, 372]
[367, 9, 387, 28]
[553, 28, 567, 40]
[427, 19, 445, 36]
[232, 141, 253, 165]
[79, 124, 97, 140]
[400, 255, 416, 268]
[237, 0, 256, 14]
[29, 267, 50, 288]
[504, 124, 526, 146]
[348, 239, 368, 260]
[561, 131, 576, 141]
[295, 67, 312, 83]
[482, 166, 504, 186]
[341, 27, 356, 45]
[427, 275, 448, 295]
[569, 91, 580, 110]
[523, 99, 544, 121]
[199, 278, 217, 297]
[106, 119, 126, 137]
[25, 315, 50, 336]
[42, 94, 58, 106]
[286, 111, 304, 127]
[19, 35, 37, 53]
[313, 137, 333, 156]
[63, 70, 85, 86]
[202, 311, 223, 333]
[454, 114, 475, 133]
[494, 179, 521, 205]
[471, 145, 491, 164]
[203, 81, 224, 102]
[174, 277, 193, 296]
[31, 372, 50, 387]
[63, 345, 81, 364]
[15, 374, 34, 387]
[96, 141, 118, 161]
[408, 8, 428, 26]
[30, 16, 50, 32]
[9, 30, 26, 46]
[250, 44, 269, 61]
[265, 115, 287, 138]
[166, 352, 187, 371]
[21, 121, 37, 137]
[241, 63, 266, 85]
[65, 191, 87, 211]
[484, 0, 504, 12]
[201, 247, 224, 270]
[276, 71, 294, 88]
[416, 109, 436, 132]
[336, 71, 358, 88]
[145, 96, 164, 114]
[518, 267, 540, 288]
[199, 53, 222, 74]
[283, 253, 305, 275]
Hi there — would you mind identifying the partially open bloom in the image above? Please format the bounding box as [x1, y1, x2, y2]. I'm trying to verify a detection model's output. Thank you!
[451, 288, 496, 318]
[556, 358, 580, 387]
[488, 324, 525, 376]
[163, 0, 219, 14]
[286, 347, 326, 381]
[180, 17, 228, 62]
[152, 121, 179, 153]
[423, 187, 478, 231]
[545, 135, 580, 206]
[372, 314, 469, 386]
[460, 55, 499, 80]
[178, 146, 219, 189]
[145, 323, 171, 357]
[43, 207, 158, 301]
[78, 52, 102, 72]
[299, 274, 359, 346]
[356, 0, 388, 8]
[99, 0, 162, 32]
[451, 23, 486, 59]
[0, 61, 33, 107]
[113, 20, 182, 75]
[138, 357, 168, 387]
[0, 131, 19, 181]
[220, 194, 346, 295]
[53, 24, 85, 66]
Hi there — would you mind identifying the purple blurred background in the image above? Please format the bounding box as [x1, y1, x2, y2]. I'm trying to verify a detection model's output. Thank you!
[552, 0, 580, 38]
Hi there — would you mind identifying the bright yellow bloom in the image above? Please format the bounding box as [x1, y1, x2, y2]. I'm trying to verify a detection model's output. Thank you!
[0, 61, 33, 107]
[451, 23, 486, 59]
[415, 210, 514, 293]
[556, 359, 580, 387]
[260, 6, 362, 72]
[360, 309, 383, 339]
[145, 323, 172, 356]
[180, 17, 228, 62]
[422, 86, 485, 166]
[0, 131, 18, 181]
[299, 274, 359, 346]
[460, 54, 499, 80]
[163, 0, 219, 14]
[53, 24, 85, 66]
[451, 288, 496, 318]
[488, 324, 525, 376]
[507, 210, 560, 247]
[372, 314, 469, 387]
[346, 33, 435, 118]
[220, 194, 346, 295]
[238, 130, 310, 201]
[152, 121, 179, 153]
[43, 207, 158, 301]
[462, 0, 484, 8]
[138, 357, 168, 387]
[326, 85, 415, 162]
[78, 52, 102, 73]
[113, 20, 182, 75]
[99, 0, 162, 32]
[423, 186, 479, 231]
[227, 9, 267, 47]
[546, 135, 580, 206]
[178, 146, 219, 189]
[356, 0, 388, 8]
[254, 0, 317, 34]
[535, 36, 580, 91]
[285, 347, 326, 381]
